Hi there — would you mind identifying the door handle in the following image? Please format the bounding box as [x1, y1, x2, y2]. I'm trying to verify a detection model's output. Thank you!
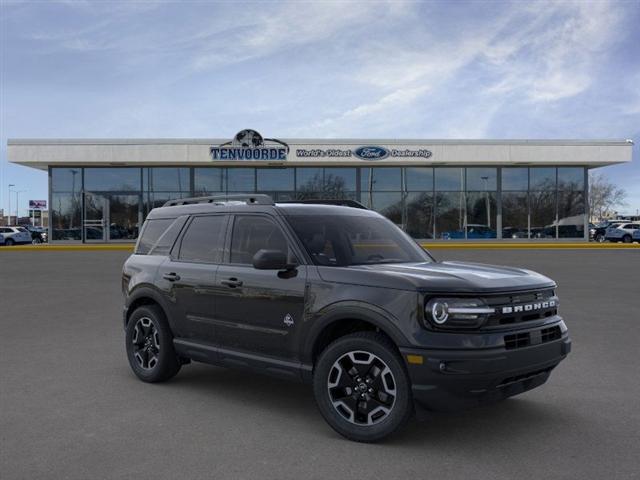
[162, 272, 181, 281]
[221, 278, 243, 288]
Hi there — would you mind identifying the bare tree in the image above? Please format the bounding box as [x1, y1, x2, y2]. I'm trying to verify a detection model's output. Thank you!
[589, 172, 627, 221]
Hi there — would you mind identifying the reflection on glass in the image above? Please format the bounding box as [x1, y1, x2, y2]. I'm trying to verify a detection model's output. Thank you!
[530, 190, 556, 238]
[324, 168, 357, 191]
[109, 195, 140, 240]
[557, 191, 584, 238]
[52, 192, 81, 240]
[296, 168, 323, 191]
[435, 192, 465, 239]
[405, 167, 433, 191]
[227, 168, 255, 192]
[466, 168, 497, 191]
[406, 192, 434, 239]
[148, 192, 189, 211]
[256, 168, 294, 191]
[51, 168, 82, 193]
[557, 167, 584, 191]
[466, 192, 497, 238]
[502, 168, 528, 191]
[147, 168, 189, 192]
[502, 192, 528, 239]
[363, 192, 403, 226]
[435, 168, 464, 191]
[530, 168, 556, 190]
[362, 167, 402, 191]
[194, 168, 224, 194]
[85, 168, 141, 191]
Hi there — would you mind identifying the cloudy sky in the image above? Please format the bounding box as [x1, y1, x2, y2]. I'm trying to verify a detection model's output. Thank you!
[1, 0, 639, 216]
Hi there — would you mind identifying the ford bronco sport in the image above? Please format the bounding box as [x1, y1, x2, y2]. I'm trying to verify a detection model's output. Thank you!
[122, 194, 570, 442]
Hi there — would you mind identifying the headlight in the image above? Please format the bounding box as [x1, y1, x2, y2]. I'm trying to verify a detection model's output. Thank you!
[425, 298, 494, 329]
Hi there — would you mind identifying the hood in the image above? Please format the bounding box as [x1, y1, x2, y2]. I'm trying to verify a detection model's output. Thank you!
[316, 261, 555, 294]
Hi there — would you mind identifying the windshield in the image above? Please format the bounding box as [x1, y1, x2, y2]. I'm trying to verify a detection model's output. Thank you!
[285, 214, 431, 266]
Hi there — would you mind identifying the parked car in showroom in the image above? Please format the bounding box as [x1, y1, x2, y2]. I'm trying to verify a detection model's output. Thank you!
[21, 225, 48, 244]
[0, 226, 33, 246]
[591, 220, 624, 242]
[605, 223, 640, 243]
[441, 224, 496, 239]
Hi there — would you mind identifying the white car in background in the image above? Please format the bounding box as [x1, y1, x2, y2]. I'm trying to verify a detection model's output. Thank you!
[605, 223, 640, 243]
[0, 226, 32, 246]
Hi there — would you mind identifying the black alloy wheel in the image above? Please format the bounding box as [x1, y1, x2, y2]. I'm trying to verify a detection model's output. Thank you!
[125, 305, 181, 383]
[313, 332, 413, 442]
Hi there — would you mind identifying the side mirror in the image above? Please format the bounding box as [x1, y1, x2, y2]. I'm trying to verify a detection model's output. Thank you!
[252, 249, 291, 270]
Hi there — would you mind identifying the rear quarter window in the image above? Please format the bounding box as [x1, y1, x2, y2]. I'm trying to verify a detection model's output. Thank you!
[136, 218, 176, 254]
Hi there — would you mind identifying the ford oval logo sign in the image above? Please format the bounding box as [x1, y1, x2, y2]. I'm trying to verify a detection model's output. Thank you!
[354, 146, 389, 160]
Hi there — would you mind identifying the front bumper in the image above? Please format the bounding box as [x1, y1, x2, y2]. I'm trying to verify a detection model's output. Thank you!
[400, 320, 571, 411]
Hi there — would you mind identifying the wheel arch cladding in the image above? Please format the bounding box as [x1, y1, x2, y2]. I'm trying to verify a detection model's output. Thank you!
[125, 291, 168, 326]
[308, 308, 408, 365]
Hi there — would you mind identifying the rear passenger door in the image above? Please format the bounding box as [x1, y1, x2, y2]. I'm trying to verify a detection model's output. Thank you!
[159, 214, 228, 343]
[213, 214, 307, 360]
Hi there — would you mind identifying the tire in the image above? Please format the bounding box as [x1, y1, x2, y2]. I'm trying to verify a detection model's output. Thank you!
[125, 305, 181, 383]
[313, 332, 413, 443]
[32, 238, 42, 245]
[595, 233, 605, 243]
[622, 235, 632, 243]
[5, 238, 14, 246]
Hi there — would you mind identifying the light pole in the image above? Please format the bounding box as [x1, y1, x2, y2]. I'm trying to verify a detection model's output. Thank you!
[15, 190, 26, 225]
[8, 184, 15, 225]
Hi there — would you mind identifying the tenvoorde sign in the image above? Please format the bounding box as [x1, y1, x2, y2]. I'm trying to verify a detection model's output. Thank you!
[211, 129, 289, 160]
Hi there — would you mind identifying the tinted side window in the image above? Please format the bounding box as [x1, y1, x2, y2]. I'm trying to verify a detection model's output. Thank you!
[178, 215, 226, 263]
[136, 218, 175, 254]
[150, 216, 188, 255]
[230, 216, 289, 264]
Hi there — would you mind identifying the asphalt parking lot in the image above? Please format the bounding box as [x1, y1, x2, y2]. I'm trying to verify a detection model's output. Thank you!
[1, 249, 639, 480]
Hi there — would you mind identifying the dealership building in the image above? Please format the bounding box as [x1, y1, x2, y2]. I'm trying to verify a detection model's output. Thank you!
[7, 131, 633, 242]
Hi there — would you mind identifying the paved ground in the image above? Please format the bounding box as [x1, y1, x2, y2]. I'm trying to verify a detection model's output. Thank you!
[1, 249, 639, 480]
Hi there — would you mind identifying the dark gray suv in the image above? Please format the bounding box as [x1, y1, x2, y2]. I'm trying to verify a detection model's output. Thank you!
[122, 194, 570, 442]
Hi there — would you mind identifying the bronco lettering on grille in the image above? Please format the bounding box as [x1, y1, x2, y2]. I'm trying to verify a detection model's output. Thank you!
[502, 300, 556, 314]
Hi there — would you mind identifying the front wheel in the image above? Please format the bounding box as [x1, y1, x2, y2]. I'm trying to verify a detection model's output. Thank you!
[125, 305, 181, 383]
[5, 238, 14, 246]
[313, 332, 413, 442]
[595, 233, 605, 243]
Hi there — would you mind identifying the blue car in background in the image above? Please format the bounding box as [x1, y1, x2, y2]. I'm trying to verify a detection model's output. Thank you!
[441, 224, 497, 240]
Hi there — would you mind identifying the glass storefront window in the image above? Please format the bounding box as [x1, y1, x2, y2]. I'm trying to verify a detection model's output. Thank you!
[530, 168, 556, 190]
[435, 168, 464, 191]
[227, 168, 255, 192]
[147, 192, 190, 211]
[466, 192, 497, 238]
[324, 168, 357, 192]
[296, 168, 323, 192]
[194, 168, 224, 194]
[502, 168, 528, 191]
[466, 168, 497, 191]
[530, 190, 556, 238]
[146, 168, 190, 192]
[84, 168, 141, 191]
[51, 168, 82, 193]
[557, 190, 585, 238]
[256, 168, 294, 191]
[502, 192, 529, 239]
[51, 192, 82, 240]
[558, 167, 584, 191]
[405, 192, 434, 239]
[435, 192, 465, 239]
[364, 192, 403, 226]
[405, 167, 433, 191]
[362, 167, 402, 191]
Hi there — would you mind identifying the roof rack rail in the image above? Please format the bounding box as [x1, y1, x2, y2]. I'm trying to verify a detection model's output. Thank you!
[163, 194, 274, 207]
[278, 199, 368, 210]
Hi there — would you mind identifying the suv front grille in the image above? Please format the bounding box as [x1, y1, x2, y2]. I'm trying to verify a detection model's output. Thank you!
[484, 289, 558, 327]
[504, 326, 562, 350]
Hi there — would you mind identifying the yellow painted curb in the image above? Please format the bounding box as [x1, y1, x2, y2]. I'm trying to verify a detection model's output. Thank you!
[0, 244, 134, 251]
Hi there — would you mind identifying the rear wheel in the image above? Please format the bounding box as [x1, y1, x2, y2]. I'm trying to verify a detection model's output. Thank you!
[622, 234, 632, 243]
[125, 305, 181, 383]
[313, 332, 413, 442]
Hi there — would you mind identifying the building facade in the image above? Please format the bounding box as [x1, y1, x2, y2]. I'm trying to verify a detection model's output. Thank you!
[7, 131, 633, 242]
